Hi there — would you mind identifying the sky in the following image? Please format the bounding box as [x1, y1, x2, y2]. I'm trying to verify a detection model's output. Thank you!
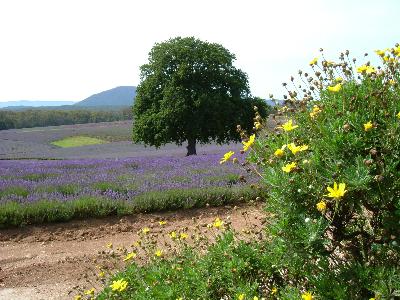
[0, 0, 399, 102]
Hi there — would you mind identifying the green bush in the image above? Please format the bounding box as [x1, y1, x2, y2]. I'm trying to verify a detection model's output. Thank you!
[244, 45, 400, 298]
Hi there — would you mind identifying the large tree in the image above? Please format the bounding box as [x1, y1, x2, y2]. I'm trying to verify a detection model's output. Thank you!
[133, 36, 268, 155]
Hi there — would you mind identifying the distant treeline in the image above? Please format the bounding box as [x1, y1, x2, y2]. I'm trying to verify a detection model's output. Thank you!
[0, 108, 132, 130]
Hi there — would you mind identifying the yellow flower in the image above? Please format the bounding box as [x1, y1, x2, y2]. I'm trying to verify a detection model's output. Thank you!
[309, 57, 318, 66]
[238, 294, 245, 300]
[357, 64, 376, 74]
[84, 288, 95, 295]
[142, 227, 150, 234]
[375, 49, 386, 57]
[287, 143, 308, 155]
[180, 232, 188, 240]
[110, 278, 128, 292]
[282, 162, 297, 173]
[106, 242, 113, 249]
[394, 45, 400, 56]
[389, 79, 396, 86]
[280, 119, 298, 131]
[254, 121, 262, 130]
[396, 112, 400, 119]
[213, 217, 224, 229]
[123, 252, 137, 261]
[253, 297, 259, 300]
[155, 249, 163, 257]
[274, 148, 285, 158]
[98, 271, 105, 278]
[169, 231, 177, 239]
[326, 182, 347, 199]
[302, 291, 313, 300]
[327, 83, 342, 92]
[74, 295, 82, 300]
[335, 77, 343, 83]
[364, 121, 373, 132]
[271, 287, 278, 294]
[159, 220, 167, 226]
[220, 151, 235, 164]
[310, 105, 322, 119]
[242, 134, 255, 152]
[316, 200, 327, 212]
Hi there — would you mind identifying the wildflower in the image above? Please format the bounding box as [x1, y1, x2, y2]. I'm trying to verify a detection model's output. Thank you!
[282, 162, 297, 173]
[397, 112, 400, 119]
[158, 220, 167, 226]
[309, 57, 318, 66]
[84, 288, 95, 296]
[327, 83, 342, 92]
[142, 227, 150, 234]
[123, 252, 137, 261]
[254, 121, 262, 130]
[274, 148, 284, 158]
[271, 287, 278, 295]
[74, 295, 82, 300]
[302, 291, 313, 300]
[389, 79, 396, 86]
[169, 231, 177, 239]
[180, 232, 188, 240]
[394, 45, 400, 56]
[242, 134, 255, 151]
[316, 200, 327, 212]
[220, 151, 235, 164]
[106, 242, 113, 249]
[98, 271, 105, 278]
[364, 121, 373, 131]
[310, 106, 322, 118]
[287, 143, 308, 155]
[357, 65, 376, 74]
[335, 77, 343, 83]
[253, 297, 259, 300]
[155, 249, 163, 257]
[280, 119, 298, 131]
[110, 278, 128, 292]
[238, 294, 245, 300]
[326, 182, 347, 199]
[213, 217, 224, 229]
[375, 49, 386, 57]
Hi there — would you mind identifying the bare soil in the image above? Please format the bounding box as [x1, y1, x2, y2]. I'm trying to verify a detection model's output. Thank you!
[0, 203, 266, 300]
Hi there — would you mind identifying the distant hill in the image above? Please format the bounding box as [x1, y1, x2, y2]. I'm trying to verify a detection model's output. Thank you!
[74, 86, 136, 107]
[0, 100, 75, 108]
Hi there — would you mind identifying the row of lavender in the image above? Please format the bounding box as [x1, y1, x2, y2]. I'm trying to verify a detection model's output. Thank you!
[0, 153, 253, 205]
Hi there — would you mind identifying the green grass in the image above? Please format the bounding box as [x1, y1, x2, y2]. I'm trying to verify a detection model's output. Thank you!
[0, 186, 264, 228]
[50, 136, 107, 148]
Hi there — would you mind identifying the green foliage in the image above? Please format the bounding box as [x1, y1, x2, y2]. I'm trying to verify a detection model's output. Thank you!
[0, 108, 132, 130]
[0, 186, 262, 228]
[133, 36, 270, 154]
[51, 136, 106, 148]
[97, 231, 266, 300]
[245, 46, 400, 297]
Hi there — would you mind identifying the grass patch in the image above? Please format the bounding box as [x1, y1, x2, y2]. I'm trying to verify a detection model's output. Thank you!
[0, 186, 264, 228]
[51, 136, 107, 148]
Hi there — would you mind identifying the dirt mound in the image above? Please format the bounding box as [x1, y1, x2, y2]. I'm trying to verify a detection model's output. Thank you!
[0, 203, 266, 300]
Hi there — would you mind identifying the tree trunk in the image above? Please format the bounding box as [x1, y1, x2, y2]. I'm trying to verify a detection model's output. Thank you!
[186, 138, 197, 156]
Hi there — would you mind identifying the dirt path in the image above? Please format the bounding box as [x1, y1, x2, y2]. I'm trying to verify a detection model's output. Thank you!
[0, 203, 266, 300]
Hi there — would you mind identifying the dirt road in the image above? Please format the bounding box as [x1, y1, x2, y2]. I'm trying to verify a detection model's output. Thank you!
[0, 203, 265, 300]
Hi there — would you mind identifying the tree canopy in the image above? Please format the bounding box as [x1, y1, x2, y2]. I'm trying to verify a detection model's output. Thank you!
[132, 36, 269, 155]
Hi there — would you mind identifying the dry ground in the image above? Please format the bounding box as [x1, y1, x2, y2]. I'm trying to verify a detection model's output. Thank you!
[0, 203, 266, 300]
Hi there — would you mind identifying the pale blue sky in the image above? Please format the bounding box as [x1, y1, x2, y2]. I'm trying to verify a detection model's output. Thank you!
[0, 0, 398, 102]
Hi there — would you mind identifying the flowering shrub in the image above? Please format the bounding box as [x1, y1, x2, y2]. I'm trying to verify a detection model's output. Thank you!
[244, 45, 400, 298]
